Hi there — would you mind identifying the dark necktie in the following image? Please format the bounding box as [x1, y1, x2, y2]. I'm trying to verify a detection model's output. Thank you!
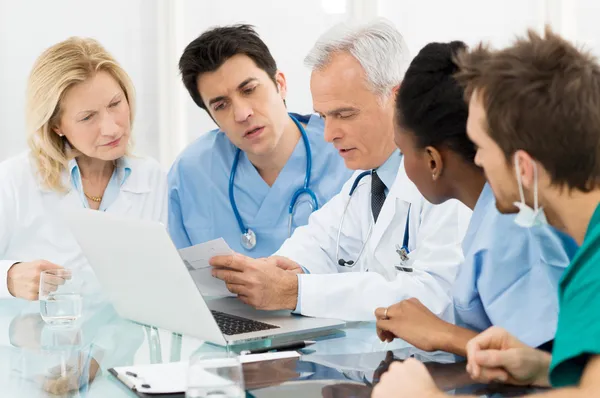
[371, 170, 386, 223]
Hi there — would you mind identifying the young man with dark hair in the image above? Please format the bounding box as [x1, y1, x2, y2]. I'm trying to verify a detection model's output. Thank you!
[374, 28, 600, 398]
[169, 25, 351, 257]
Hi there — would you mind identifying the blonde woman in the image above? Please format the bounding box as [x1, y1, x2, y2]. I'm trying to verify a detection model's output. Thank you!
[0, 37, 167, 301]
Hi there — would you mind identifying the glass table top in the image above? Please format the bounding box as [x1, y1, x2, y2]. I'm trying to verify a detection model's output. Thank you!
[0, 298, 547, 397]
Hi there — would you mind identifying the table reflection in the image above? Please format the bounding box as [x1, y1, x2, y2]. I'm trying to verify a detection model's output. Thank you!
[1, 301, 146, 397]
[0, 299, 550, 397]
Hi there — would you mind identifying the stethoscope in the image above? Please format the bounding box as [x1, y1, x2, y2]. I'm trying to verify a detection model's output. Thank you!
[336, 171, 411, 270]
[229, 114, 318, 251]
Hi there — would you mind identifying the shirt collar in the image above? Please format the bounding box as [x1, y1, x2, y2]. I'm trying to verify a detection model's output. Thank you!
[464, 183, 493, 244]
[473, 183, 493, 215]
[68, 157, 132, 190]
[375, 149, 402, 192]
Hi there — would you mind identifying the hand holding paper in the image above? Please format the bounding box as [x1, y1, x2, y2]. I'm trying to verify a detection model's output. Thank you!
[178, 238, 235, 297]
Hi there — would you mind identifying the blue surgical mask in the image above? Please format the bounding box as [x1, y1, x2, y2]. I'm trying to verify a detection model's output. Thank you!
[513, 155, 547, 228]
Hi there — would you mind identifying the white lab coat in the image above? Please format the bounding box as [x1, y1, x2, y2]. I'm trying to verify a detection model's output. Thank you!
[276, 158, 472, 321]
[0, 152, 168, 299]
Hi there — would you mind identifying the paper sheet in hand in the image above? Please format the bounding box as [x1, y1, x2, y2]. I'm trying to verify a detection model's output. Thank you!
[179, 238, 235, 297]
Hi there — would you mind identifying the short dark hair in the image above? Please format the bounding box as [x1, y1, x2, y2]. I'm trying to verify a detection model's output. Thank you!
[455, 27, 600, 192]
[179, 24, 278, 110]
[395, 41, 475, 164]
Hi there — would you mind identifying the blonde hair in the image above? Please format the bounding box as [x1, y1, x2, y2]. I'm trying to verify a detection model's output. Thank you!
[26, 37, 136, 192]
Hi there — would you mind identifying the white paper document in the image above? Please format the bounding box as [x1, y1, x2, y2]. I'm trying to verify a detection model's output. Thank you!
[178, 238, 235, 297]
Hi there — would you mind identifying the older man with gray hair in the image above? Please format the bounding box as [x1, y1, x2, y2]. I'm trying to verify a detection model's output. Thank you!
[210, 18, 471, 322]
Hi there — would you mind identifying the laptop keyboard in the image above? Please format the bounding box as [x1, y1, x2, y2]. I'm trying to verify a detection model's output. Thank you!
[211, 310, 280, 336]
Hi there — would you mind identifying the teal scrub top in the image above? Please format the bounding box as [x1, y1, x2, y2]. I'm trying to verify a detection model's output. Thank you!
[550, 202, 600, 387]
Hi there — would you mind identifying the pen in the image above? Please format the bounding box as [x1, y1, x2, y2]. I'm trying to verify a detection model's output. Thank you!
[240, 340, 316, 355]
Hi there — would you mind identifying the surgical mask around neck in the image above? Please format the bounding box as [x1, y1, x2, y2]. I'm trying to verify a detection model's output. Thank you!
[513, 155, 548, 228]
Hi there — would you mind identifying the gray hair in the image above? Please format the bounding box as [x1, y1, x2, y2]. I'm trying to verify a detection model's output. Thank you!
[304, 18, 411, 98]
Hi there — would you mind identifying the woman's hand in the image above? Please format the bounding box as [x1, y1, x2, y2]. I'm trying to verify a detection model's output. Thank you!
[7, 260, 64, 300]
[375, 298, 451, 352]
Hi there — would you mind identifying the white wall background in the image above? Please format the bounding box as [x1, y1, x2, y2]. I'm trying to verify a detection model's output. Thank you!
[0, 0, 594, 167]
[380, 0, 547, 53]
[181, 0, 349, 142]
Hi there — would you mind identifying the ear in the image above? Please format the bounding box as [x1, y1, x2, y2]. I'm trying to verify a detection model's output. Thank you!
[52, 126, 64, 138]
[275, 70, 287, 101]
[390, 84, 401, 106]
[425, 146, 444, 180]
[514, 150, 536, 190]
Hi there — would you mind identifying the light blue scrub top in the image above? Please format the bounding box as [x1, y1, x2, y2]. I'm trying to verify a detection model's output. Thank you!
[454, 183, 579, 348]
[69, 158, 131, 211]
[167, 113, 353, 258]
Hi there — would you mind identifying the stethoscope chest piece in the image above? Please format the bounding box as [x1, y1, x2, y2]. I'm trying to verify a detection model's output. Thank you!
[229, 114, 317, 252]
[241, 229, 257, 250]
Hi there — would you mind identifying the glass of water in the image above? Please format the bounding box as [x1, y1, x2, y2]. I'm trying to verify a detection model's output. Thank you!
[186, 352, 245, 398]
[39, 269, 82, 327]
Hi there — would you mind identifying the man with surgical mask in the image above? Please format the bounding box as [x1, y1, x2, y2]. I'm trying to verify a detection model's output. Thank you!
[373, 28, 600, 398]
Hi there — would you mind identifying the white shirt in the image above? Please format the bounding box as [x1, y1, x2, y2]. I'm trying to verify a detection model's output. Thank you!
[0, 152, 168, 299]
[276, 155, 472, 321]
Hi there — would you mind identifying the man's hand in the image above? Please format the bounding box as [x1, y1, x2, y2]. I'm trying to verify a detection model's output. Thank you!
[466, 326, 551, 387]
[372, 359, 444, 398]
[271, 256, 305, 274]
[374, 298, 451, 352]
[7, 260, 64, 300]
[210, 254, 300, 310]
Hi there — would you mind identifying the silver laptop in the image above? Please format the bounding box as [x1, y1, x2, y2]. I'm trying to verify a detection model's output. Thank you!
[63, 209, 345, 346]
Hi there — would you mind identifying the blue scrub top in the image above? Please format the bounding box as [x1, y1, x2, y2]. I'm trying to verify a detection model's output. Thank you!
[167, 113, 353, 258]
[454, 183, 579, 348]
